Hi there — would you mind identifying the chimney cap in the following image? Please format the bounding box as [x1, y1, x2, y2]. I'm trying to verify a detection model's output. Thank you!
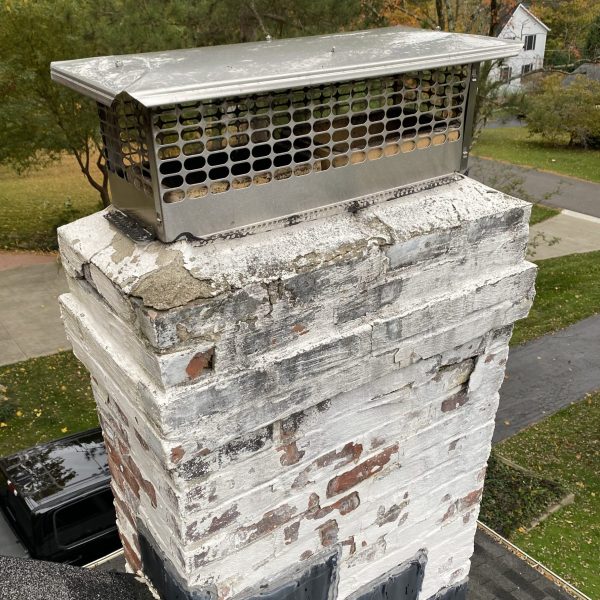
[51, 26, 521, 107]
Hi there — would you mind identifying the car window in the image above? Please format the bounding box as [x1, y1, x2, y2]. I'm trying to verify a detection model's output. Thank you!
[54, 490, 116, 547]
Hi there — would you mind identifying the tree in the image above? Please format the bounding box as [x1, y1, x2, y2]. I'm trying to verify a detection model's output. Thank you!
[585, 14, 600, 60]
[529, 0, 600, 65]
[526, 74, 600, 148]
[379, 0, 518, 35]
[0, 0, 375, 207]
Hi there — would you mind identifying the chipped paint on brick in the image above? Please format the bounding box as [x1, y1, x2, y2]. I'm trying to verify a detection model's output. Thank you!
[316, 519, 339, 547]
[284, 522, 301, 545]
[186, 348, 214, 380]
[171, 445, 186, 464]
[326, 444, 398, 498]
[305, 492, 361, 520]
[441, 388, 469, 413]
[376, 499, 409, 526]
[278, 441, 306, 466]
[241, 504, 297, 544]
[342, 536, 357, 555]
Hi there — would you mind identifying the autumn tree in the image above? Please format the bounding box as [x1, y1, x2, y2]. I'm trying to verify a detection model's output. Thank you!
[530, 0, 600, 65]
[0, 0, 376, 207]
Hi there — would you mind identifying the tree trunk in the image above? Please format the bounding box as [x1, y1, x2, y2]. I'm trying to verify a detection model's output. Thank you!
[435, 0, 446, 30]
[99, 182, 111, 209]
[489, 0, 498, 37]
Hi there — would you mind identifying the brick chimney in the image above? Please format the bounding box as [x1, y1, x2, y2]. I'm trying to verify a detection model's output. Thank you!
[58, 176, 534, 600]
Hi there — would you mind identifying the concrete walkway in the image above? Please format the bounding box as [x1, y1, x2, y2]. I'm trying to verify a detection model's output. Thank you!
[0, 261, 70, 366]
[529, 210, 600, 260]
[469, 157, 600, 219]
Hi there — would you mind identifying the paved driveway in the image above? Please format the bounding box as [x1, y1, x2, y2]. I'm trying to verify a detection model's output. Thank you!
[0, 262, 70, 366]
[469, 157, 600, 218]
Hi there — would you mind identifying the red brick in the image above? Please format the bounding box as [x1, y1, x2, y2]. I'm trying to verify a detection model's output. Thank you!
[171, 445, 186, 464]
[284, 521, 301, 544]
[278, 441, 306, 466]
[316, 519, 338, 547]
[207, 504, 240, 534]
[441, 389, 469, 413]
[186, 349, 214, 380]
[120, 533, 142, 573]
[326, 444, 398, 498]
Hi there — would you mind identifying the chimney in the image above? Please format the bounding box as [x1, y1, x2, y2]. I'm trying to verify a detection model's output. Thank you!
[53, 27, 532, 600]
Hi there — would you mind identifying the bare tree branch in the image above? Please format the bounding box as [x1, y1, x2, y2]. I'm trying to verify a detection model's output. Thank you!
[249, 1, 269, 38]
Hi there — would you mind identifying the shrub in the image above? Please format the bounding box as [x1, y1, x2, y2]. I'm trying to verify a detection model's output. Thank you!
[526, 74, 600, 148]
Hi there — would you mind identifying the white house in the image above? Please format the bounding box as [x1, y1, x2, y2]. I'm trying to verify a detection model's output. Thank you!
[492, 3, 550, 90]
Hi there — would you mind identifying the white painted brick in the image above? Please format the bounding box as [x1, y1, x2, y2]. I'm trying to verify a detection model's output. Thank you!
[57, 177, 534, 600]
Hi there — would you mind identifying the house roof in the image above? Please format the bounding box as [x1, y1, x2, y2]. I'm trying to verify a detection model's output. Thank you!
[51, 26, 522, 107]
[517, 4, 551, 32]
[498, 4, 551, 35]
[0, 526, 581, 600]
[0, 555, 153, 600]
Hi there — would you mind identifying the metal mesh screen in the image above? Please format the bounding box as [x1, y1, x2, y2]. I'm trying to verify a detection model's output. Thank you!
[98, 99, 153, 198]
[100, 65, 469, 206]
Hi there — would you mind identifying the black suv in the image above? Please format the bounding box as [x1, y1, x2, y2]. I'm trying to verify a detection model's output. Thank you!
[0, 428, 121, 565]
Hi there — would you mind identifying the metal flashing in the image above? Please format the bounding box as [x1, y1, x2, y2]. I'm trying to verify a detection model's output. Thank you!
[347, 552, 427, 600]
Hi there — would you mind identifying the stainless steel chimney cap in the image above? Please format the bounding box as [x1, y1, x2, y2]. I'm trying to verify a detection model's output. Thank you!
[50, 26, 521, 107]
[50, 27, 523, 244]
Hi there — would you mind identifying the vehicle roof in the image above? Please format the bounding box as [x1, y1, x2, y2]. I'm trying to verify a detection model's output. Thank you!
[0, 428, 111, 510]
[50, 26, 522, 107]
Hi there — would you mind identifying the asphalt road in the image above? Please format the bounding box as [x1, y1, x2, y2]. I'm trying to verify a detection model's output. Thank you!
[468, 156, 600, 218]
[495, 314, 600, 443]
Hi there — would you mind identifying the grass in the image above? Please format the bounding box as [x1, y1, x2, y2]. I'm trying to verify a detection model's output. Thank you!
[511, 250, 600, 346]
[479, 452, 567, 538]
[0, 157, 101, 251]
[0, 352, 97, 457]
[472, 127, 600, 183]
[494, 392, 600, 598]
[529, 203, 560, 226]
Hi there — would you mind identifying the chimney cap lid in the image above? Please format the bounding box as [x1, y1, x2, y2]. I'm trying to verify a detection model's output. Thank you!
[51, 26, 521, 107]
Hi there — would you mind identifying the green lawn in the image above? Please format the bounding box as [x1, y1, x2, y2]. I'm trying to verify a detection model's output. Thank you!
[0, 157, 100, 251]
[479, 451, 567, 539]
[529, 203, 560, 226]
[472, 127, 600, 183]
[511, 250, 600, 346]
[494, 392, 600, 598]
[0, 352, 97, 456]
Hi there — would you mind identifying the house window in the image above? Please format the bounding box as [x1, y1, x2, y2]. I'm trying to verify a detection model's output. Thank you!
[521, 63, 533, 76]
[499, 65, 512, 82]
[523, 35, 536, 51]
